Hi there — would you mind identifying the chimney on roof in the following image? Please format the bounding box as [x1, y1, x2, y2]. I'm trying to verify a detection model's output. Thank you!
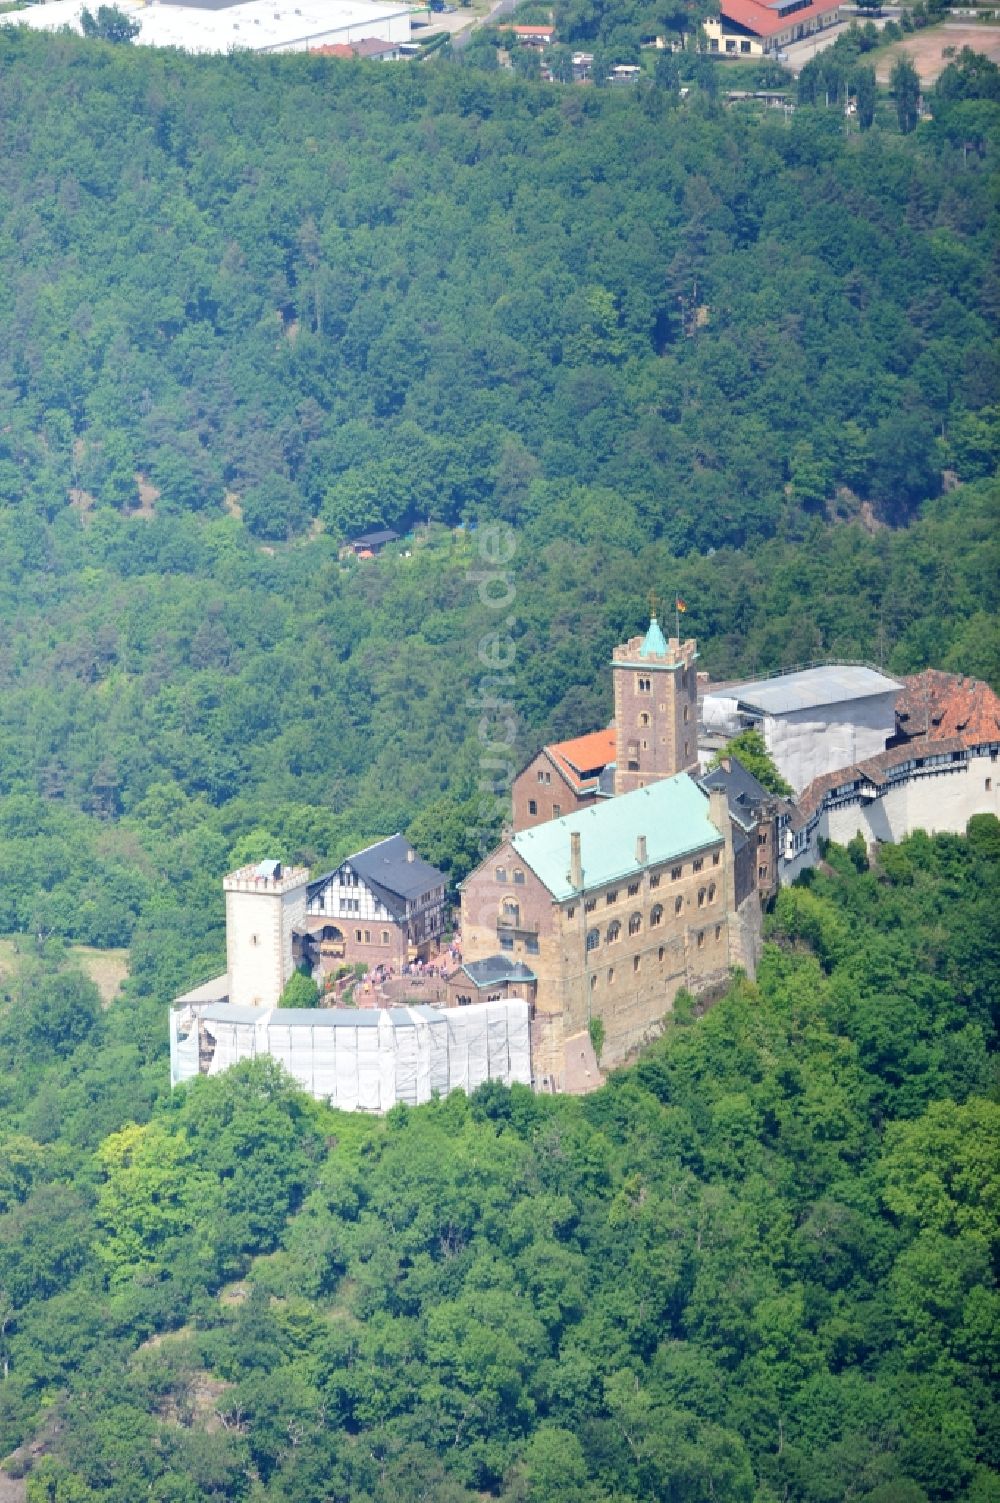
[721, 757, 731, 772]
[707, 786, 730, 840]
[406, 848, 415, 863]
[570, 831, 583, 889]
[635, 834, 647, 865]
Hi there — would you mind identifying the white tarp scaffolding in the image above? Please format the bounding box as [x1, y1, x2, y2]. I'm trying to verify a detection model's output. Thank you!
[169, 999, 532, 1110]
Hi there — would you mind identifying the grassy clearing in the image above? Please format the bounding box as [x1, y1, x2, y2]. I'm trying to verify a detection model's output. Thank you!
[871, 22, 1000, 83]
[0, 936, 128, 1004]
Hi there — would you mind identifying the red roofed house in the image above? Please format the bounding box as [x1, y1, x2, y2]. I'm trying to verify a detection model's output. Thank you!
[310, 37, 403, 60]
[512, 23, 555, 45]
[892, 669, 1000, 749]
[512, 727, 617, 832]
[704, 0, 841, 56]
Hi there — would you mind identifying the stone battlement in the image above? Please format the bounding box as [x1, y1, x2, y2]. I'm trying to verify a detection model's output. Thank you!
[222, 863, 310, 895]
[613, 634, 698, 668]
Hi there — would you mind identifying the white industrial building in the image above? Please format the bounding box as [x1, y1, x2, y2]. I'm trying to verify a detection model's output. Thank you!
[170, 998, 532, 1110]
[0, 0, 412, 54]
[702, 665, 902, 795]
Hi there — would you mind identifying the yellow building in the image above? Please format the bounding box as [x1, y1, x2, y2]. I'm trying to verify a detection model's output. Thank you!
[704, 0, 841, 56]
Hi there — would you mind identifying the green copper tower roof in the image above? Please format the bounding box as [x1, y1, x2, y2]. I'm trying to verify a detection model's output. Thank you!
[639, 616, 669, 657]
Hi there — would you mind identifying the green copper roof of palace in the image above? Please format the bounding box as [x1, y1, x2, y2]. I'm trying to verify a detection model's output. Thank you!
[639, 616, 669, 657]
[510, 773, 722, 901]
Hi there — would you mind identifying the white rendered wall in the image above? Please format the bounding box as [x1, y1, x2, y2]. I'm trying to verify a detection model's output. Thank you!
[225, 879, 308, 1009]
[822, 756, 1000, 849]
[267, 11, 411, 48]
[763, 692, 898, 795]
[309, 872, 396, 924]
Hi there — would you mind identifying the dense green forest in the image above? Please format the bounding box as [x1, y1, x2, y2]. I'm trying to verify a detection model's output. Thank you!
[0, 30, 996, 966]
[0, 27, 997, 1503]
[1, 30, 997, 553]
[1, 828, 997, 1501]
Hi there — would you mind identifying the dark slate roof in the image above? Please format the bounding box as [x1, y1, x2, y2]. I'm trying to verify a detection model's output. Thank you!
[308, 835, 446, 921]
[353, 528, 400, 547]
[351, 835, 445, 900]
[696, 756, 773, 831]
[459, 957, 537, 988]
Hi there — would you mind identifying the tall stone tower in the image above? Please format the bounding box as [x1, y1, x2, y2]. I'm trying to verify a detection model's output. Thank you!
[612, 616, 699, 796]
[223, 860, 310, 1009]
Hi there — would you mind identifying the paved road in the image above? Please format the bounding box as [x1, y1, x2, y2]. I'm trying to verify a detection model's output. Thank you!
[778, 22, 858, 72]
[451, 0, 516, 51]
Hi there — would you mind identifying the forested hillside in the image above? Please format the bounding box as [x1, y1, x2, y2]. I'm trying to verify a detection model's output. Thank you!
[1, 30, 997, 553]
[0, 33, 996, 974]
[0, 28, 997, 1503]
[1, 828, 997, 1501]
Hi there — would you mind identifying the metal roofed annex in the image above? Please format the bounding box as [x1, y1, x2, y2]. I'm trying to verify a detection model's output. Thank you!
[510, 773, 721, 902]
[268, 1007, 381, 1027]
[723, 665, 901, 717]
[459, 957, 537, 988]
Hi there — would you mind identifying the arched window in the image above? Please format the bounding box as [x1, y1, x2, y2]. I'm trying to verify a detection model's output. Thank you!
[650, 904, 663, 928]
[607, 920, 621, 944]
[697, 888, 706, 908]
[708, 882, 717, 904]
[586, 928, 600, 952]
[500, 897, 520, 925]
[674, 895, 683, 915]
[628, 912, 641, 937]
[639, 711, 650, 727]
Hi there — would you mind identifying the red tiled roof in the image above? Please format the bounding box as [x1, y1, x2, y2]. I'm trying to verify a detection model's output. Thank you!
[547, 727, 616, 791]
[513, 23, 554, 34]
[352, 36, 398, 56]
[311, 43, 356, 56]
[896, 670, 1000, 747]
[719, 0, 839, 38]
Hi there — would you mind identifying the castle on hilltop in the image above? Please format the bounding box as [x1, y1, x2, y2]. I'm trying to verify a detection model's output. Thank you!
[171, 616, 1000, 1108]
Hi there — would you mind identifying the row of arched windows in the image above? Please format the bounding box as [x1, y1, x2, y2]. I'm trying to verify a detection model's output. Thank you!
[584, 886, 718, 952]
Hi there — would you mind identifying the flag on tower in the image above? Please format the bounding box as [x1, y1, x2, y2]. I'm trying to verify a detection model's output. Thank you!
[675, 597, 687, 613]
